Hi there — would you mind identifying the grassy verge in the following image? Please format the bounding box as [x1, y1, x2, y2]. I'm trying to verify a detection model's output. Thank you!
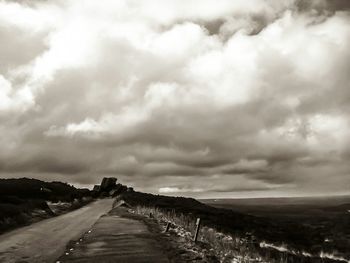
[115, 191, 348, 263]
[134, 205, 263, 262]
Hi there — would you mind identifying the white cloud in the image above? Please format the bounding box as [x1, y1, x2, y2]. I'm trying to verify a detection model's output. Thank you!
[0, 75, 34, 113]
[1, 0, 350, 197]
[0, 1, 57, 32]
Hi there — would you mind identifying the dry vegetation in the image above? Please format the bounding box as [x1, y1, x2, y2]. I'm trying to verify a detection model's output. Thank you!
[134, 205, 264, 263]
[0, 178, 92, 234]
[116, 191, 349, 263]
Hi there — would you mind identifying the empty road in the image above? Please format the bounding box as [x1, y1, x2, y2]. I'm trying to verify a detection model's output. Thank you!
[0, 198, 114, 263]
[58, 207, 170, 263]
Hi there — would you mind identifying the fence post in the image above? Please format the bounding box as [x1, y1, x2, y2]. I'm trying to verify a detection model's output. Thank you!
[164, 222, 171, 232]
[193, 218, 201, 242]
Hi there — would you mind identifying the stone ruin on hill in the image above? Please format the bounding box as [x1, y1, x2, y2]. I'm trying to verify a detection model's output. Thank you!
[92, 177, 133, 197]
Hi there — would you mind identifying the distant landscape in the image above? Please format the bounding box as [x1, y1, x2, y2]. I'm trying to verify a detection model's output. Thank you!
[202, 196, 350, 262]
[1, 178, 350, 262]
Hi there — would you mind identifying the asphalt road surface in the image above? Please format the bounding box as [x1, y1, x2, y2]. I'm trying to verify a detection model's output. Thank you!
[58, 207, 170, 263]
[0, 198, 114, 263]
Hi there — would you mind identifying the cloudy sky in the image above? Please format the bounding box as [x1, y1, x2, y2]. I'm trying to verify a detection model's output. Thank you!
[1, 0, 350, 198]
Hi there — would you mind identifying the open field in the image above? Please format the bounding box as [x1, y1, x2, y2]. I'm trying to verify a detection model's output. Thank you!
[202, 196, 350, 262]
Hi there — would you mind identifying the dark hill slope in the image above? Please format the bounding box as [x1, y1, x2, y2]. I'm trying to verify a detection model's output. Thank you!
[0, 178, 92, 234]
[116, 191, 325, 252]
[0, 178, 90, 202]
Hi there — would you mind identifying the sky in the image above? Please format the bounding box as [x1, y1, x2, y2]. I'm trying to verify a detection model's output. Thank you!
[1, 0, 350, 198]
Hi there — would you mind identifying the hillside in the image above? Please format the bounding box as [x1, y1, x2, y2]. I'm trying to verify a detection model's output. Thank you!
[0, 178, 92, 234]
[116, 191, 349, 263]
[0, 178, 90, 201]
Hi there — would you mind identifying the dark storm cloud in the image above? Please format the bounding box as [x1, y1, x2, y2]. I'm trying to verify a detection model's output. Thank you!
[1, 0, 350, 197]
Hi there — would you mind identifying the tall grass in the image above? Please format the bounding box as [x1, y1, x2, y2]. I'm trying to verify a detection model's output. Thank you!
[134, 206, 270, 262]
[132, 205, 347, 263]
